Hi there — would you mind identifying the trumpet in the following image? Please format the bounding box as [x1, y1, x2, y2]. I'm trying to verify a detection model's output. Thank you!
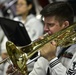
[1, 23, 76, 75]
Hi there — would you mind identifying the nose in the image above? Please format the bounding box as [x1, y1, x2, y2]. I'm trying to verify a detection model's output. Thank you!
[44, 25, 49, 33]
[44, 25, 52, 35]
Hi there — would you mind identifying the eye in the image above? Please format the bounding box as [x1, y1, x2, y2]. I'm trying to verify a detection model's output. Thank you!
[47, 23, 55, 27]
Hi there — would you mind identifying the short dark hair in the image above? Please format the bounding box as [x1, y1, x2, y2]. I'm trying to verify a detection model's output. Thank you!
[24, 0, 36, 15]
[40, 2, 74, 25]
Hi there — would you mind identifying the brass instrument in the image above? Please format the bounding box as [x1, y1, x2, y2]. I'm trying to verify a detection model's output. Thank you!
[0, 57, 10, 64]
[1, 23, 76, 75]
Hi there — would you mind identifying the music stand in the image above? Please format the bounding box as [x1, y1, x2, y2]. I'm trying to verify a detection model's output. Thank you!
[0, 17, 31, 46]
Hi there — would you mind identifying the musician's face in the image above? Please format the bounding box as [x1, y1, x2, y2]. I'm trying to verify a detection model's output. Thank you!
[44, 16, 69, 35]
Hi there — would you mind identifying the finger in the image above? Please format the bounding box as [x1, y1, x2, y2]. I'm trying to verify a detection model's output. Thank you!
[6, 65, 16, 74]
[51, 40, 57, 46]
[6, 67, 13, 74]
[8, 64, 13, 68]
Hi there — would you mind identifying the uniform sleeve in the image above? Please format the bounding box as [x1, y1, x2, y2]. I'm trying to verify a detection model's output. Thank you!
[29, 57, 67, 75]
[49, 57, 67, 75]
[29, 57, 49, 75]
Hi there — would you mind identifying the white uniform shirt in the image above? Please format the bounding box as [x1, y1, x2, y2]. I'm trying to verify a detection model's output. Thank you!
[29, 44, 76, 75]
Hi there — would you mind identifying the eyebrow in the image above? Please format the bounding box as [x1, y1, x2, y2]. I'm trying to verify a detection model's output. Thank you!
[47, 22, 55, 25]
[46, 23, 55, 27]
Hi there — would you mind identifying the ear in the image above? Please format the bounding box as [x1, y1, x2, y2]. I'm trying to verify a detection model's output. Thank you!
[28, 4, 32, 11]
[62, 21, 69, 28]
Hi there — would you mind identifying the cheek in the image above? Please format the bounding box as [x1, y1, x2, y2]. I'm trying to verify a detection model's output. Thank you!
[49, 26, 62, 34]
[21, 9, 27, 13]
[17, 9, 27, 15]
[16, 6, 27, 13]
[49, 27, 57, 34]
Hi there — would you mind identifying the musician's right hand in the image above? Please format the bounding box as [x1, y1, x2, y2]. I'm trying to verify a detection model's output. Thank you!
[40, 41, 57, 61]
[6, 64, 22, 75]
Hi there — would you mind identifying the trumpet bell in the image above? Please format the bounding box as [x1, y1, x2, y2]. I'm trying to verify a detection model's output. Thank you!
[6, 41, 28, 75]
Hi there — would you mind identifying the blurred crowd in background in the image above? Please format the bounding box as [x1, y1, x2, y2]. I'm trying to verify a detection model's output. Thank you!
[0, 0, 76, 75]
[0, 0, 76, 19]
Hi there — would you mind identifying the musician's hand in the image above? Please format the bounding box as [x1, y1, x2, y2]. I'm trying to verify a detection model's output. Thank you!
[40, 41, 57, 61]
[6, 64, 22, 75]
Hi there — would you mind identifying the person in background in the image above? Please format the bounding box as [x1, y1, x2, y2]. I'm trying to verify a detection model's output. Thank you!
[6, 1, 76, 75]
[14, 0, 44, 41]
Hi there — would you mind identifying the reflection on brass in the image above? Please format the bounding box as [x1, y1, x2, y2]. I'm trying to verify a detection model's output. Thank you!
[1, 23, 76, 75]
